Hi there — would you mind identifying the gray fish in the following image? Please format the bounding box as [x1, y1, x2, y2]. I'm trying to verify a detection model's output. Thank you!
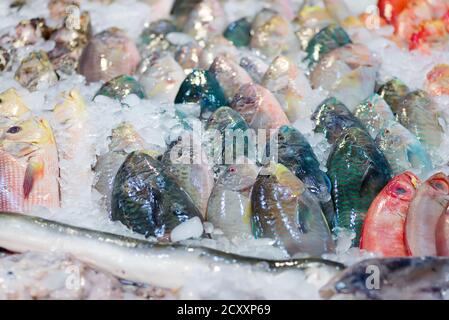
[321, 257, 449, 300]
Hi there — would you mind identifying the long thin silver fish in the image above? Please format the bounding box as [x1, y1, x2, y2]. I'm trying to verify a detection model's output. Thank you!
[0, 212, 344, 290]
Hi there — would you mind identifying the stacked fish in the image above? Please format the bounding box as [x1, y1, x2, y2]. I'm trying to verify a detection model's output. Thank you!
[0, 0, 449, 299]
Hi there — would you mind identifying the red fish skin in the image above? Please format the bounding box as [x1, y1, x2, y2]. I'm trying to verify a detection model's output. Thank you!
[405, 173, 449, 256]
[436, 208, 449, 256]
[360, 172, 419, 257]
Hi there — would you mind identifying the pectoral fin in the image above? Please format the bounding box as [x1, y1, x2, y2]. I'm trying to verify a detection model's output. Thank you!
[23, 159, 44, 198]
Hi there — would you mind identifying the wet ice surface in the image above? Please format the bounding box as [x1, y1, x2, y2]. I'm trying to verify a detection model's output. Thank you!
[0, 0, 447, 299]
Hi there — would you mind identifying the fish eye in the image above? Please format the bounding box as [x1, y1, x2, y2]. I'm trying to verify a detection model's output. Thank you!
[387, 181, 413, 201]
[430, 179, 449, 193]
[7, 126, 21, 134]
[229, 166, 237, 173]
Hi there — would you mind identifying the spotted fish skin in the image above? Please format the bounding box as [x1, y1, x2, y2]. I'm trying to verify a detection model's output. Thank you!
[327, 127, 392, 246]
[251, 163, 334, 257]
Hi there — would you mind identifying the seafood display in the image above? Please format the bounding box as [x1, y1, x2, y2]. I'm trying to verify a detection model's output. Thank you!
[0, 0, 449, 300]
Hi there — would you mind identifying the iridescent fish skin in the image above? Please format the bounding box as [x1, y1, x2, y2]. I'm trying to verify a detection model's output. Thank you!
[209, 55, 252, 101]
[250, 11, 299, 59]
[377, 78, 410, 113]
[239, 53, 269, 84]
[207, 160, 259, 238]
[111, 151, 203, 238]
[15, 51, 58, 92]
[293, 4, 334, 50]
[231, 83, 289, 133]
[205, 107, 253, 165]
[395, 90, 445, 153]
[223, 17, 251, 47]
[138, 19, 177, 57]
[251, 163, 334, 257]
[375, 121, 433, 176]
[174, 69, 227, 116]
[261, 55, 311, 122]
[138, 53, 185, 102]
[304, 24, 352, 67]
[321, 257, 449, 300]
[354, 94, 396, 138]
[312, 97, 366, 144]
[266, 125, 333, 222]
[327, 127, 392, 246]
[310, 44, 379, 111]
[78, 28, 141, 83]
[161, 138, 214, 218]
[183, 0, 228, 44]
[94, 75, 145, 102]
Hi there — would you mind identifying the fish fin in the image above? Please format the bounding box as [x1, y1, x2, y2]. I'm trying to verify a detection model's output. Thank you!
[23, 159, 44, 198]
[359, 164, 383, 196]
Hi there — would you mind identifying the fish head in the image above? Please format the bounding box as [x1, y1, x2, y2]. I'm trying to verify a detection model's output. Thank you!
[219, 158, 260, 191]
[375, 121, 407, 148]
[385, 171, 420, 202]
[272, 163, 306, 198]
[425, 173, 449, 199]
[1, 117, 55, 158]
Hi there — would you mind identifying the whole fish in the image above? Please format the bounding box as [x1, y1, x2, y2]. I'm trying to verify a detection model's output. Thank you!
[78, 28, 141, 83]
[405, 173, 449, 256]
[161, 139, 214, 218]
[312, 97, 366, 144]
[304, 24, 352, 67]
[376, 78, 410, 113]
[209, 55, 252, 101]
[231, 83, 289, 133]
[394, 90, 445, 153]
[266, 125, 333, 224]
[15, 51, 58, 92]
[436, 208, 449, 256]
[0, 117, 60, 213]
[251, 163, 334, 257]
[111, 151, 204, 239]
[138, 53, 185, 102]
[206, 159, 260, 238]
[327, 127, 392, 245]
[321, 257, 449, 300]
[0, 211, 344, 291]
[360, 172, 420, 257]
[353, 94, 395, 138]
[261, 56, 311, 122]
[293, 4, 334, 50]
[94, 123, 154, 211]
[310, 44, 379, 111]
[175, 69, 227, 116]
[375, 121, 433, 176]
